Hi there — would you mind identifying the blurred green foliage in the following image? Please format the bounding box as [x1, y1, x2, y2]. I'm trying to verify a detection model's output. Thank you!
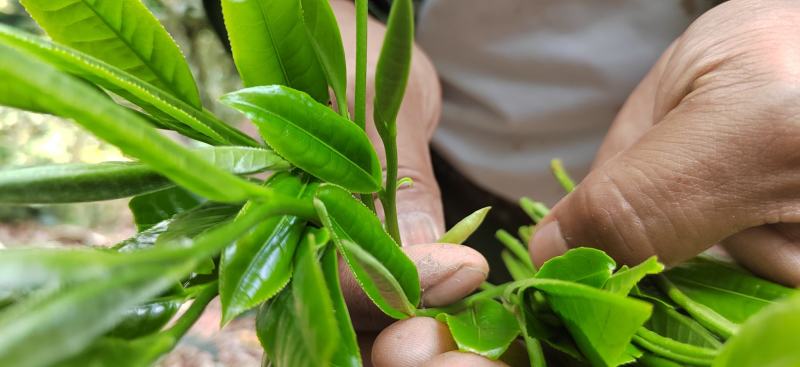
[0, 0, 243, 242]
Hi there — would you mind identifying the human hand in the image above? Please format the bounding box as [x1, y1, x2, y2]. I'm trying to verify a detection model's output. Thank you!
[529, 0, 800, 286]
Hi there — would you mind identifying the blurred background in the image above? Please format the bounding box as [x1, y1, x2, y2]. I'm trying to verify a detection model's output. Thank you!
[0, 1, 262, 365]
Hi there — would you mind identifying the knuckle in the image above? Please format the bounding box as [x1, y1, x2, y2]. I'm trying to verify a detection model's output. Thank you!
[567, 169, 658, 264]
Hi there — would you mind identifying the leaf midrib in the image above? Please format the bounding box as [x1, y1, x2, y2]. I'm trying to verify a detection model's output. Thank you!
[77, 0, 186, 100]
[244, 101, 376, 187]
[255, 0, 291, 86]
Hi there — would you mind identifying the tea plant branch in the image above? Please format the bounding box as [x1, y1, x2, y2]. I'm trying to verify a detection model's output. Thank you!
[164, 281, 218, 340]
[654, 275, 738, 339]
[414, 281, 515, 317]
[380, 130, 402, 243]
[354, 0, 368, 130]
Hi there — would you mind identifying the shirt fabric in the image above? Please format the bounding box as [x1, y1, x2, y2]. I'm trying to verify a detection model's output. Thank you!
[415, 0, 714, 204]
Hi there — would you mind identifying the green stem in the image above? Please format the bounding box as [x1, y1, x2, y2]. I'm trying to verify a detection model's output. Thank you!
[165, 281, 218, 340]
[496, 229, 536, 272]
[380, 133, 401, 243]
[415, 281, 515, 317]
[654, 275, 738, 339]
[354, 0, 368, 130]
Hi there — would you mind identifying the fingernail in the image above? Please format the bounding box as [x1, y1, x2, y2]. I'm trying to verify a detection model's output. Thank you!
[422, 266, 487, 307]
[398, 211, 442, 246]
[530, 221, 569, 267]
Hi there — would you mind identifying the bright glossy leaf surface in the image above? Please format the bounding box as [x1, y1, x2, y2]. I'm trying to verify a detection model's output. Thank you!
[219, 173, 314, 324]
[221, 0, 328, 102]
[664, 257, 795, 324]
[536, 248, 616, 288]
[0, 44, 269, 203]
[20, 0, 201, 107]
[192, 146, 291, 174]
[301, 0, 349, 114]
[373, 0, 414, 131]
[533, 279, 652, 367]
[256, 235, 341, 367]
[713, 294, 800, 367]
[604, 257, 664, 295]
[106, 297, 183, 340]
[222, 85, 382, 193]
[438, 299, 520, 360]
[129, 187, 204, 232]
[290, 231, 338, 366]
[321, 245, 361, 367]
[0, 24, 254, 146]
[439, 207, 491, 244]
[314, 184, 420, 319]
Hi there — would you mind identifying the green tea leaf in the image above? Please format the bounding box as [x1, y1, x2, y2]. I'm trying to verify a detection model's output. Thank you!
[496, 229, 536, 273]
[129, 187, 205, 232]
[321, 245, 361, 367]
[289, 231, 338, 366]
[339, 239, 415, 317]
[536, 248, 616, 288]
[0, 262, 194, 367]
[0, 249, 119, 294]
[301, 0, 349, 114]
[0, 162, 171, 204]
[314, 184, 420, 319]
[54, 332, 176, 367]
[644, 303, 722, 349]
[664, 257, 795, 324]
[439, 207, 491, 244]
[373, 0, 413, 132]
[551, 159, 576, 193]
[155, 204, 241, 247]
[192, 146, 292, 174]
[106, 297, 183, 340]
[0, 24, 254, 146]
[713, 294, 800, 367]
[0, 147, 286, 204]
[58, 282, 218, 367]
[438, 299, 520, 360]
[519, 197, 549, 223]
[0, 44, 270, 203]
[501, 250, 535, 282]
[655, 275, 738, 340]
[517, 288, 584, 361]
[256, 235, 341, 367]
[219, 173, 314, 324]
[633, 327, 716, 365]
[20, 0, 201, 107]
[532, 279, 652, 367]
[222, 85, 382, 193]
[604, 257, 664, 295]
[221, 0, 328, 102]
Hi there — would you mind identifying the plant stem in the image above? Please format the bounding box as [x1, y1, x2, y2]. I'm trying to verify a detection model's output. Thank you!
[380, 132, 401, 243]
[354, 0, 368, 130]
[165, 281, 218, 340]
[654, 275, 738, 339]
[415, 281, 516, 317]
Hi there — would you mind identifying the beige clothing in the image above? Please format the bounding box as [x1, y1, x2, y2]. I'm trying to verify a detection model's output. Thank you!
[416, 0, 714, 204]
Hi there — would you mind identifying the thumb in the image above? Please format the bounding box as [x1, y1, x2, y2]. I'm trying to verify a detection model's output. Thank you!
[393, 158, 445, 246]
[528, 105, 780, 268]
